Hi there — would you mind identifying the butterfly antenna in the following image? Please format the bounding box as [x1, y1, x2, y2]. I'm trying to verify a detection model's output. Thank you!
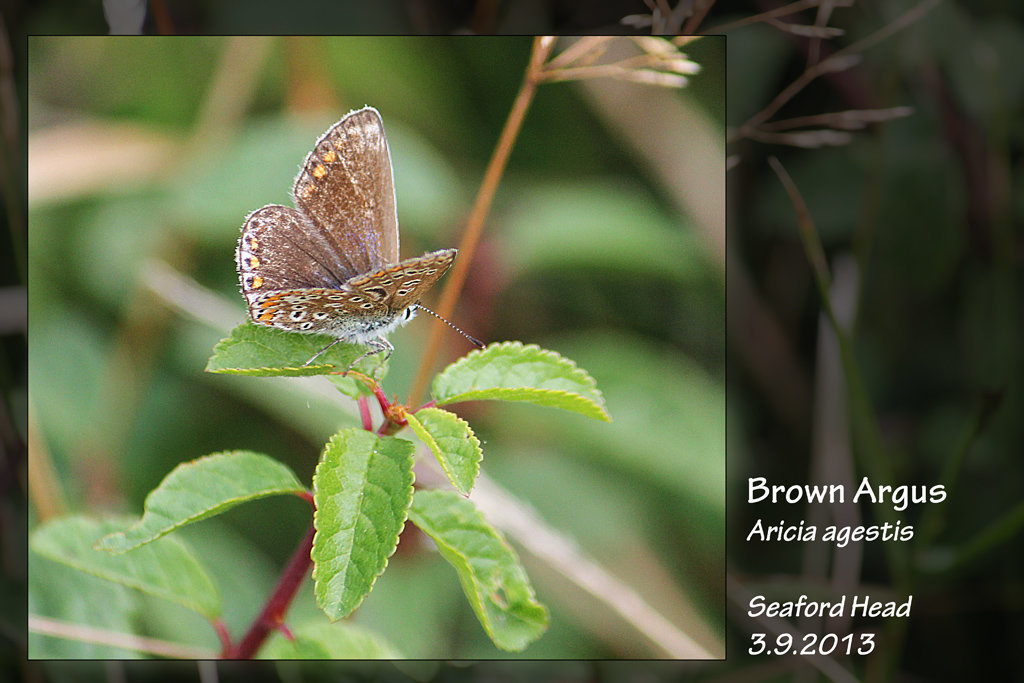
[416, 305, 485, 348]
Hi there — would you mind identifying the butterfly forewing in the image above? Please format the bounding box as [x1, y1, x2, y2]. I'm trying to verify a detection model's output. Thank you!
[292, 108, 399, 274]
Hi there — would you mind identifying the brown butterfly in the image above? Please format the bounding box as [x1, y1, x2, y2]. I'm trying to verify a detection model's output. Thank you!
[236, 107, 474, 368]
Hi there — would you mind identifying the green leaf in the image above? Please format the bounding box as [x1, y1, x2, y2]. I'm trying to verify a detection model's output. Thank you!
[406, 407, 482, 495]
[312, 428, 416, 621]
[96, 451, 306, 553]
[206, 322, 387, 378]
[409, 490, 548, 652]
[32, 515, 222, 620]
[260, 620, 402, 658]
[432, 342, 610, 422]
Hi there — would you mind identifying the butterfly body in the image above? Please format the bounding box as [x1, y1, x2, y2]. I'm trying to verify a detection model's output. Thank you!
[235, 107, 457, 365]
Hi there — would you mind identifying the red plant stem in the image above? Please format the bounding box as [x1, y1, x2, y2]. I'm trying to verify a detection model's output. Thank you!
[358, 395, 373, 431]
[371, 383, 392, 417]
[226, 523, 316, 658]
[411, 399, 436, 414]
[213, 619, 232, 657]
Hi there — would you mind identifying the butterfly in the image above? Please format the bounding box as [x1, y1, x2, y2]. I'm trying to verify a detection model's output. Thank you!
[236, 106, 467, 368]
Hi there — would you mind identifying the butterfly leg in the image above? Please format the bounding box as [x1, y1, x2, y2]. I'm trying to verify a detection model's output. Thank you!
[303, 336, 394, 372]
[303, 338, 344, 366]
[344, 337, 394, 375]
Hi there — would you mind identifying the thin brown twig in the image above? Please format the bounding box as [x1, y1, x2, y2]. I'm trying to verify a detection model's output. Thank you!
[806, 0, 841, 65]
[759, 106, 914, 132]
[764, 17, 844, 39]
[536, 64, 688, 87]
[733, 54, 862, 142]
[545, 35, 607, 70]
[407, 36, 556, 406]
[732, 0, 939, 142]
[747, 127, 853, 148]
[682, 0, 717, 35]
[705, 0, 854, 34]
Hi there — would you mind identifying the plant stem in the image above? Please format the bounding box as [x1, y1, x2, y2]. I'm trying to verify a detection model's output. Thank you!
[213, 619, 232, 657]
[358, 395, 373, 431]
[407, 36, 555, 407]
[227, 523, 316, 658]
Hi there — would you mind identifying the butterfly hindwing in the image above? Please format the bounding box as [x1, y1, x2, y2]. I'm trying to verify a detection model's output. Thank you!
[348, 249, 457, 312]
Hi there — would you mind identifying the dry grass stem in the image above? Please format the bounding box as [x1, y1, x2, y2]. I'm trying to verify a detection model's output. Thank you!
[748, 128, 854, 148]
[545, 35, 609, 70]
[707, 0, 854, 34]
[761, 106, 915, 132]
[764, 17, 845, 39]
[731, 0, 936, 150]
[768, 156, 831, 287]
[538, 37, 701, 88]
[624, 0, 704, 35]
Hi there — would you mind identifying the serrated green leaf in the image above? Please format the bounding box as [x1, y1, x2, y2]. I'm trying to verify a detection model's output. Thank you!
[312, 428, 416, 621]
[406, 407, 482, 495]
[206, 322, 387, 378]
[96, 451, 306, 553]
[432, 341, 610, 421]
[32, 515, 222, 620]
[409, 490, 548, 652]
[260, 620, 402, 658]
